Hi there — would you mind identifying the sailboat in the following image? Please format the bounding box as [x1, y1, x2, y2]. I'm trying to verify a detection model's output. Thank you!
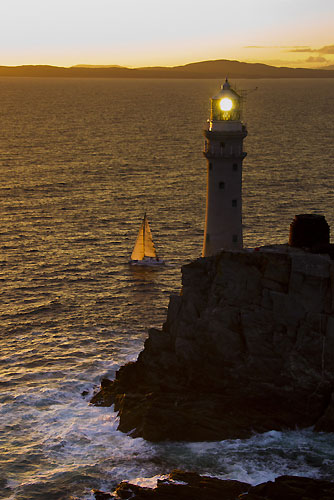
[130, 213, 165, 266]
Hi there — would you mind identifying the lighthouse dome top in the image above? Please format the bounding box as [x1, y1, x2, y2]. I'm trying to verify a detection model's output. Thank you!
[212, 78, 241, 101]
[223, 78, 230, 90]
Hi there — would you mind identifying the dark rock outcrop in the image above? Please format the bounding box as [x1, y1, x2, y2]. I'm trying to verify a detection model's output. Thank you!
[91, 245, 334, 441]
[94, 470, 334, 500]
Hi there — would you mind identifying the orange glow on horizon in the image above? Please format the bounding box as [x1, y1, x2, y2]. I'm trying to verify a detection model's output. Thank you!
[0, 0, 333, 70]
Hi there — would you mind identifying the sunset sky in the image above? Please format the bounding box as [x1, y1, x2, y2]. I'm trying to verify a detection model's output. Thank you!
[1, 0, 333, 68]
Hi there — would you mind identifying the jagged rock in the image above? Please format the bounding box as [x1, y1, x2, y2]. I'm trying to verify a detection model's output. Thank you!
[96, 471, 334, 500]
[240, 475, 334, 500]
[113, 470, 249, 499]
[91, 246, 334, 441]
[93, 490, 113, 499]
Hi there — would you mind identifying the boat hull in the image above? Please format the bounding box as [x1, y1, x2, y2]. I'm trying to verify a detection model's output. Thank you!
[129, 257, 165, 267]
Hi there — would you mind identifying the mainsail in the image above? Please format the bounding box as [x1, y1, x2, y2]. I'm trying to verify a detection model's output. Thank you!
[131, 214, 157, 261]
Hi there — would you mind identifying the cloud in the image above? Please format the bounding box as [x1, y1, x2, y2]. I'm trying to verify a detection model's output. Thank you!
[318, 45, 334, 54]
[244, 45, 310, 50]
[289, 44, 334, 54]
[306, 56, 328, 63]
[289, 47, 313, 53]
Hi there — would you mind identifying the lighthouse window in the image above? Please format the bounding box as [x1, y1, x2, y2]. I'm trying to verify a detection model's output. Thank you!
[219, 181, 225, 189]
[233, 163, 238, 171]
[232, 199, 237, 207]
[232, 234, 238, 243]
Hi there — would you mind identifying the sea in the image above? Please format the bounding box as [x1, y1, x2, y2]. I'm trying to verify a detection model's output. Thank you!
[0, 77, 334, 499]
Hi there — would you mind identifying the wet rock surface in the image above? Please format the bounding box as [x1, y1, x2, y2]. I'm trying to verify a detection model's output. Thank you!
[91, 246, 334, 441]
[93, 470, 334, 500]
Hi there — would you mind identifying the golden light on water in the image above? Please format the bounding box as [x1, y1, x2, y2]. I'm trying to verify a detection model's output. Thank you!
[220, 97, 233, 111]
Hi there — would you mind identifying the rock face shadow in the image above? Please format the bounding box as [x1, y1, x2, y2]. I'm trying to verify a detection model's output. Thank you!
[92, 244, 334, 442]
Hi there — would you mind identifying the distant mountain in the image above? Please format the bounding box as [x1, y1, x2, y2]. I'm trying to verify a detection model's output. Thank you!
[0, 65, 137, 78]
[318, 64, 334, 70]
[0, 59, 334, 79]
[72, 64, 126, 68]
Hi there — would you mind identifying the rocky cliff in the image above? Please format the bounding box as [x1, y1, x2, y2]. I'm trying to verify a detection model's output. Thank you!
[92, 245, 334, 441]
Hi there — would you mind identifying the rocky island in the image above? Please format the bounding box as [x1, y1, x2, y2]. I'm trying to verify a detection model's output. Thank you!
[92, 216, 334, 441]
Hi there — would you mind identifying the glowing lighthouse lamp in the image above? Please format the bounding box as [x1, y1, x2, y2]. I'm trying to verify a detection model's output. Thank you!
[203, 79, 247, 257]
[220, 97, 233, 111]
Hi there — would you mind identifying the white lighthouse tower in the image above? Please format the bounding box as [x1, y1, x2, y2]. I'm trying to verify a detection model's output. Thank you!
[203, 79, 247, 257]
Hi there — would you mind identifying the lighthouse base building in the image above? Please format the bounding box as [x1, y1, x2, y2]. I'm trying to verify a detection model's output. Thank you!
[203, 79, 247, 257]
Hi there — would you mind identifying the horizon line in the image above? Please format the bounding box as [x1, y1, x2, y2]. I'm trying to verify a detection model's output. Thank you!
[0, 57, 332, 71]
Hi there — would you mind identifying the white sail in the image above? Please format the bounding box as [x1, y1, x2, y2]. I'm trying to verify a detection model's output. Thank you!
[131, 214, 157, 261]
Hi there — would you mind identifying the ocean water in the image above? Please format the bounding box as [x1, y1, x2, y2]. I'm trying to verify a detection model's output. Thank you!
[0, 77, 334, 499]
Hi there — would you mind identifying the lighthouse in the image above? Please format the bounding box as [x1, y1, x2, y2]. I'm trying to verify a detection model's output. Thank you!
[202, 79, 247, 257]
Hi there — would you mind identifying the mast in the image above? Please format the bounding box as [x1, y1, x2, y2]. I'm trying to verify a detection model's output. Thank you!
[143, 212, 146, 256]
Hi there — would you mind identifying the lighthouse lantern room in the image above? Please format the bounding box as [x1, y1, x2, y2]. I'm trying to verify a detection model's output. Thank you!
[203, 79, 247, 257]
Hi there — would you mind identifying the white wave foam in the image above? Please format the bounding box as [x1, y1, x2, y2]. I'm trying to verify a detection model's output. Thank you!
[183, 429, 334, 485]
